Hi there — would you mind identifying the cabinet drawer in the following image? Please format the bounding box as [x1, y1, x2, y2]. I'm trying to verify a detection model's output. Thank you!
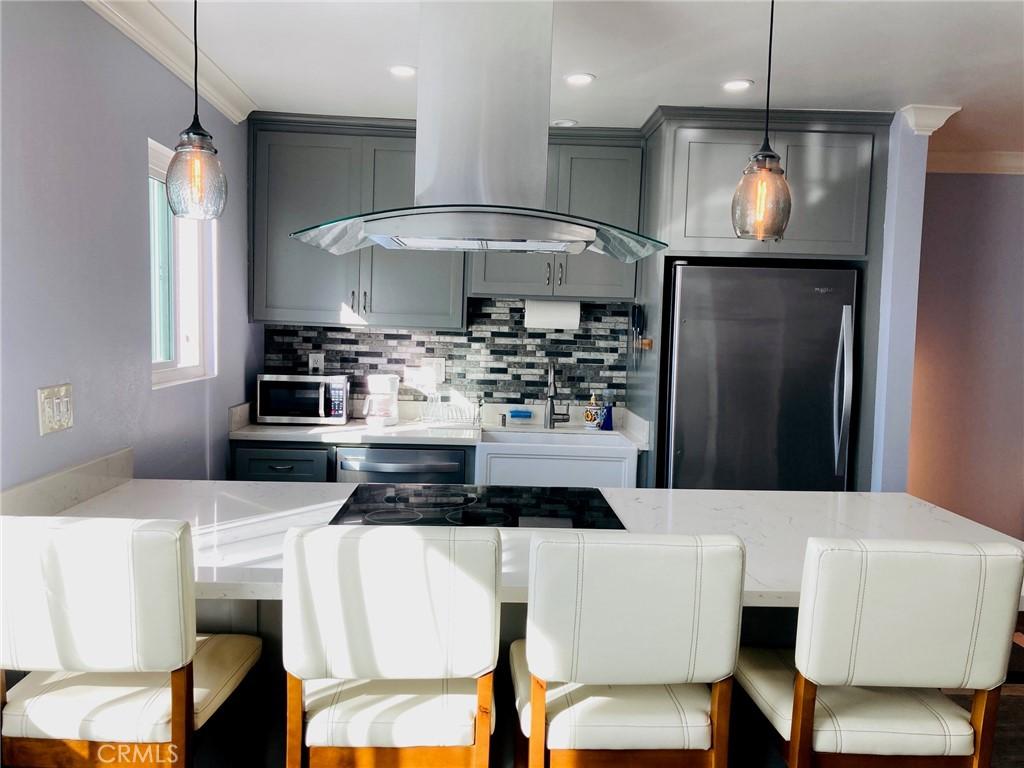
[234, 448, 329, 482]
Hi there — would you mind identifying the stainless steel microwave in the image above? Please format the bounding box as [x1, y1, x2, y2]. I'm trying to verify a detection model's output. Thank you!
[256, 374, 350, 425]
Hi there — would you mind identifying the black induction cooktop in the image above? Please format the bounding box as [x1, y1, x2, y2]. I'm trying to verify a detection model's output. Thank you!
[329, 484, 625, 529]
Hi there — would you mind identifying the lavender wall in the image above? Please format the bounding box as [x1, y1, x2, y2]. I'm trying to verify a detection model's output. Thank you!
[908, 173, 1024, 539]
[1, 1, 261, 488]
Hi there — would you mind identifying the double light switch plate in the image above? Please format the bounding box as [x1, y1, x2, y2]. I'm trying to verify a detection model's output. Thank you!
[38, 383, 74, 435]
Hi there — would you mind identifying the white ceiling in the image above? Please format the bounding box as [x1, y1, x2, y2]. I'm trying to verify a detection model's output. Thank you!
[153, 1, 1024, 153]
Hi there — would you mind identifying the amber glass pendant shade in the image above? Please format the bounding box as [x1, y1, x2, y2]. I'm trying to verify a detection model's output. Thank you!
[732, 150, 791, 241]
[166, 0, 226, 220]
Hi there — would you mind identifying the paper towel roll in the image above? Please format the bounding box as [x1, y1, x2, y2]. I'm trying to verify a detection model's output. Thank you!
[524, 299, 581, 330]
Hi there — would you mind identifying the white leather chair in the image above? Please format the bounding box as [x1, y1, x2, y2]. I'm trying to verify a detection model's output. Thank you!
[511, 531, 745, 768]
[282, 525, 501, 768]
[736, 537, 1024, 768]
[0, 516, 262, 767]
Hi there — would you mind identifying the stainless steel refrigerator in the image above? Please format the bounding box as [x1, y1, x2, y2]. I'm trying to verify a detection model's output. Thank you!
[664, 263, 857, 491]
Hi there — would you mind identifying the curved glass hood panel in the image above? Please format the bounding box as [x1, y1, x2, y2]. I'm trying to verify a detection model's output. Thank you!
[290, 205, 667, 265]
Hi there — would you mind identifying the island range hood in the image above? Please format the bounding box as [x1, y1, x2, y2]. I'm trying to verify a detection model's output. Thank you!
[291, 1, 666, 264]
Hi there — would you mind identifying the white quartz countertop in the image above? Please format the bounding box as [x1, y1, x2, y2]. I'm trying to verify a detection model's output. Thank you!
[229, 420, 648, 449]
[58, 480, 1024, 608]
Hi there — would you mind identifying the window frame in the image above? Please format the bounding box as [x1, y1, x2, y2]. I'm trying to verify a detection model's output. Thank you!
[148, 138, 218, 389]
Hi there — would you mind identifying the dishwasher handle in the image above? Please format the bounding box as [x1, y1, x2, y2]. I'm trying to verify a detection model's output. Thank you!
[339, 459, 460, 474]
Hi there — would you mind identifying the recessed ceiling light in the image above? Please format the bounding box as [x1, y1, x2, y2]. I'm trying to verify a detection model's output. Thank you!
[723, 79, 755, 92]
[389, 64, 417, 78]
[551, 119, 578, 128]
[564, 72, 596, 87]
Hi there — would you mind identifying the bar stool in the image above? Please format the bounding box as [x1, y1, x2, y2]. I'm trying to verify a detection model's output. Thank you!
[283, 526, 501, 768]
[511, 531, 746, 768]
[0, 516, 262, 767]
[736, 537, 1024, 767]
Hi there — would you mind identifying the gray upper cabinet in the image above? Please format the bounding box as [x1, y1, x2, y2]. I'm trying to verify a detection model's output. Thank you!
[771, 131, 873, 256]
[470, 144, 641, 300]
[252, 131, 363, 324]
[668, 128, 770, 253]
[554, 145, 640, 298]
[252, 131, 464, 328]
[664, 126, 873, 256]
[358, 138, 465, 328]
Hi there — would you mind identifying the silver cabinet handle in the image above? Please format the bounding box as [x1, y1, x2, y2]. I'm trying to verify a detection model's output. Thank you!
[362, 291, 368, 314]
[339, 459, 460, 473]
[545, 262, 551, 286]
[268, 464, 294, 472]
[557, 262, 564, 286]
[351, 290, 356, 310]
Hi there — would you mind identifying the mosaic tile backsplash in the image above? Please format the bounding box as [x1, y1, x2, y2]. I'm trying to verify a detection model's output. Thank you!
[264, 299, 629, 406]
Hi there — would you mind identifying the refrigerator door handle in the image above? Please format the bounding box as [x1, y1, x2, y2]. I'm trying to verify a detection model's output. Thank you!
[834, 305, 854, 478]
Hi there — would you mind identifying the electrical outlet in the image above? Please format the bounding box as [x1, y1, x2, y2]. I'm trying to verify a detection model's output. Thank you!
[308, 352, 326, 374]
[38, 383, 74, 436]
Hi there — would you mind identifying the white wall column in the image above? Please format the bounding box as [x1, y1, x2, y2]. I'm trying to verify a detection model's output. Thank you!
[871, 105, 960, 491]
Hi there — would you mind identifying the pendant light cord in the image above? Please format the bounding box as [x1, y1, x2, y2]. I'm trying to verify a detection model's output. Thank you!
[192, 0, 199, 123]
[762, 0, 775, 151]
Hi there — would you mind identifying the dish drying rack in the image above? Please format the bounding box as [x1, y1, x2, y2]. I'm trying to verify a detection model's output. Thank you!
[420, 392, 481, 425]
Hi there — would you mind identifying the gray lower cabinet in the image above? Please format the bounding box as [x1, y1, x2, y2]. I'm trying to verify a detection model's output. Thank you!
[233, 447, 330, 482]
[665, 126, 873, 256]
[469, 144, 641, 300]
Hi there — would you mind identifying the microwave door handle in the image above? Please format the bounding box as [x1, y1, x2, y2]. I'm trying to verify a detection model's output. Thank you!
[318, 382, 326, 418]
[339, 460, 460, 474]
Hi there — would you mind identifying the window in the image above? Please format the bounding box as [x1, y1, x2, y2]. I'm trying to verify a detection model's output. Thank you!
[148, 139, 217, 387]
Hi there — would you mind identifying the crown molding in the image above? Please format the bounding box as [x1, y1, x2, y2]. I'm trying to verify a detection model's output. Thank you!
[641, 105, 895, 138]
[898, 105, 961, 137]
[84, 0, 257, 124]
[928, 151, 1024, 175]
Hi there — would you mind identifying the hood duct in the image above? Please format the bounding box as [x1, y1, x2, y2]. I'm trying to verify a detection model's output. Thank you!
[291, 1, 666, 264]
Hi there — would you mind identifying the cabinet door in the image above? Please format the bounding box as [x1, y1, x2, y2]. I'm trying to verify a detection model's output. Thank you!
[468, 147, 560, 297]
[669, 128, 770, 253]
[554, 145, 640, 298]
[359, 138, 465, 328]
[252, 131, 362, 324]
[771, 131, 873, 256]
[233, 447, 329, 482]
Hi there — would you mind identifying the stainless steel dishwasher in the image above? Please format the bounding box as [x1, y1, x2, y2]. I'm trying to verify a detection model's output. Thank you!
[335, 447, 467, 484]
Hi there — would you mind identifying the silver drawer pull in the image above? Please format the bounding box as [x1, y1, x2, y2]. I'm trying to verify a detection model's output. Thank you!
[340, 460, 459, 473]
[268, 464, 294, 472]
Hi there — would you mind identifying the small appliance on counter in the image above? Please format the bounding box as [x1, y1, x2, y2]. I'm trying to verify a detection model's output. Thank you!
[256, 374, 349, 425]
[363, 373, 400, 428]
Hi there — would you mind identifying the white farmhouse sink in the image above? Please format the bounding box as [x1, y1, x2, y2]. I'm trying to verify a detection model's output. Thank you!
[476, 429, 637, 487]
[481, 429, 632, 447]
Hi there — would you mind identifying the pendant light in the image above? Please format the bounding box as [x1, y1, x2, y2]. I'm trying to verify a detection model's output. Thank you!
[732, 0, 791, 241]
[165, 0, 227, 220]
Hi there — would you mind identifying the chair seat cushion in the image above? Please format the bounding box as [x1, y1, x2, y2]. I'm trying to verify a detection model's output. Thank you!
[736, 648, 975, 756]
[510, 639, 712, 751]
[303, 677, 494, 748]
[2, 634, 261, 744]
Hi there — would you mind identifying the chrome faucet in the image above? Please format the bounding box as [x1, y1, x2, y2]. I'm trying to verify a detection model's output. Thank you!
[544, 361, 571, 429]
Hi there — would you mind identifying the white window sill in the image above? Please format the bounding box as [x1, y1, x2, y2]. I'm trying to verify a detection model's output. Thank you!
[152, 368, 216, 390]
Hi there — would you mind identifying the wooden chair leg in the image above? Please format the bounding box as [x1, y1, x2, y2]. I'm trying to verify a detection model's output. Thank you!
[286, 673, 306, 768]
[170, 662, 194, 768]
[970, 686, 1001, 768]
[710, 677, 732, 768]
[473, 672, 494, 768]
[529, 675, 547, 768]
[788, 672, 817, 768]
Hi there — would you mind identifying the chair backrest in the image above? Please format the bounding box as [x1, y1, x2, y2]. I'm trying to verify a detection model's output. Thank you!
[283, 526, 501, 681]
[525, 531, 745, 685]
[795, 538, 1024, 690]
[0, 516, 196, 673]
